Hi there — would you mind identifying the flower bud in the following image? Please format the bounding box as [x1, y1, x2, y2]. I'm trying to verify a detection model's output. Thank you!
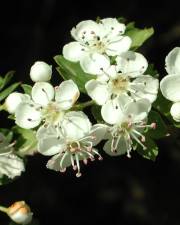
[30, 61, 52, 82]
[7, 201, 33, 224]
[5, 92, 25, 114]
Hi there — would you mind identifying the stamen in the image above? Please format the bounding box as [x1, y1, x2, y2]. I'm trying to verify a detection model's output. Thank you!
[75, 154, 82, 178]
[92, 149, 103, 160]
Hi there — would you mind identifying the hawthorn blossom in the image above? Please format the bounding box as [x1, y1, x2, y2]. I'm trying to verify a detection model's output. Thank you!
[0, 133, 25, 179]
[101, 95, 155, 157]
[37, 111, 107, 177]
[63, 18, 132, 75]
[160, 47, 180, 122]
[6, 80, 79, 129]
[85, 51, 159, 105]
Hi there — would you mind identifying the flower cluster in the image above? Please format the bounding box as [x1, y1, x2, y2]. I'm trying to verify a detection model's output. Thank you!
[4, 18, 161, 178]
[2, 17, 180, 180]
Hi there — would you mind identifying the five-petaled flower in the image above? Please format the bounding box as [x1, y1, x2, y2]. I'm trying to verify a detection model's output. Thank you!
[63, 18, 132, 75]
[85, 51, 159, 107]
[37, 111, 106, 177]
[6, 80, 80, 129]
[101, 95, 155, 157]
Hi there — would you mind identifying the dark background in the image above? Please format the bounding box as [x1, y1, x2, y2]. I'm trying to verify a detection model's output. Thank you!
[0, 0, 180, 225]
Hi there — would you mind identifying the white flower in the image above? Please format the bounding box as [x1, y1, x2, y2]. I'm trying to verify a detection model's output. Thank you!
[63, 18, 132, 75]
[14, 80, 80, 129]
[85, 51, 159, 105]
[7, 201, 33, 224]
[0, 133, 25, 179]
[30, 61, 52, 82]
[5, 92, 30, 114]
[37, 111, 107, 177]
[101, 95, 155, 157]
[160, 47, 180, 122]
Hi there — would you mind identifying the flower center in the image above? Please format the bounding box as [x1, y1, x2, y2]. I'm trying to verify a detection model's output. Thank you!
[110, 119, 156, 157]
[109, 75, 129, 96]
[85, 36, 107, 54]
[42, 102, 65, 125]
[59, 139, 102, 177]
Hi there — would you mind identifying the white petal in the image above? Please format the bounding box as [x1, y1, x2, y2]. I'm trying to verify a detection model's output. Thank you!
[62, 111, 92, 140]
[47, 152, 71, 171]
[160, 75, 180, 102]
[36, 125, 59, 140]
[101, 99, 124, 125]
[71, 20, 100, 42]
[103, 136, 127, 156]
[15, 103, 41, 129]
[124, 99, 150, 122]
[38, 137, 65, 156]
[80, 53, 110, 75]
[55, 80, 80, 110]
[101, 18, 126, 37]
[0, 154, 24, 179]
[131, 75, 159, 103]
[96, 65, 117, 82]
[116, 51, 148, 77]
[5, 92, 30, 114]
[85, 79, 109, 105]
[165, 47, 180, 74]
[106, 36, 132, 56]
[30, 61, 52, 82]
[88, 124, 108, 146]
[32, 82, 54, 106]
[63, 42, 86, 62]
[170, 102, 180, 122]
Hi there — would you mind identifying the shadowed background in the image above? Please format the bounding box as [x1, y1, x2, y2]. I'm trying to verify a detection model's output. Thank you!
[0, 0, 180, 225]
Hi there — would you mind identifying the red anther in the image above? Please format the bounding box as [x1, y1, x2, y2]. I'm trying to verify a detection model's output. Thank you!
[83, 159, 88, 165]
[141, 136, 146, 142]
[60, 168, 66, 173]
[73, 165, 77, 171]
[98, 156, 103, 161]
[151, 122, 157, 129]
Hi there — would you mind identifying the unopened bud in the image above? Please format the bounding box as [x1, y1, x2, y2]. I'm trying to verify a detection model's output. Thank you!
[30, 61, 52, 82]
[7, 201, 33, 224]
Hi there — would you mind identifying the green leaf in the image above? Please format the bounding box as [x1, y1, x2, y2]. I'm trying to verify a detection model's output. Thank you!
[153, 91, 171, 116]
[54, 55, 96, 93]
[91, 105, 104, 123]
[0, 71, 15, 91]
[13, 126, 37, 156]
[125, 22, 154, 50]
[145, 64, 159, 78]
[136, 135, 158, 161]
[21, 84, 32, 95]
[147, 110, 169, 139]
[0, 82, 20, 102]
